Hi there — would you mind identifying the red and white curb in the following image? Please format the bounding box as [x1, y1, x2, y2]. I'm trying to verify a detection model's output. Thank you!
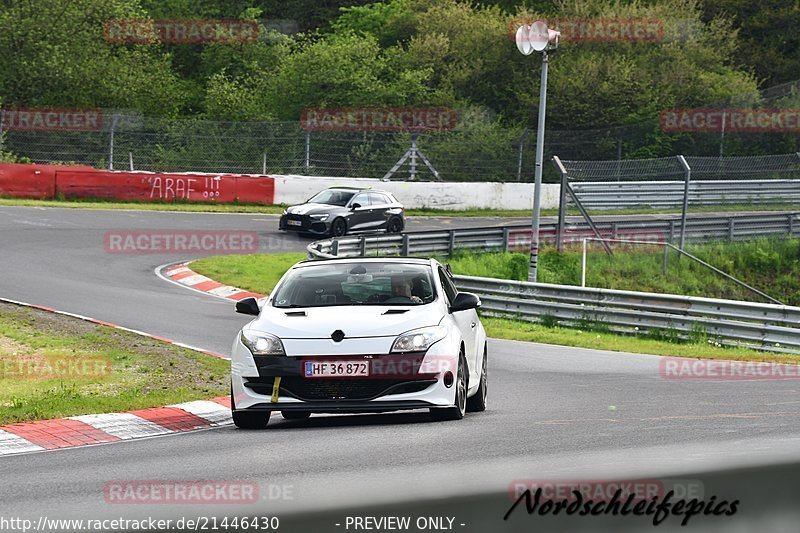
[0, 397, 231, 456]
[0, 296, 232, 457]
[161, 263, 265, 301]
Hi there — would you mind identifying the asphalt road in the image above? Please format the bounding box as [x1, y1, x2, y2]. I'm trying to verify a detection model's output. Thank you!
[1, 206, 799, 531]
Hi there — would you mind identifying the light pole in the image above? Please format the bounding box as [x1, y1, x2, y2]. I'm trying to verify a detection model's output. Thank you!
[515, 21, 559, 282]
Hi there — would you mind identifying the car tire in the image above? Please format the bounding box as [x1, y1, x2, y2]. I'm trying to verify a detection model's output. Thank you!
[430, 354, 467, 421]
[281, 411, 311, 420]
[330, 218, 347, 237]
[231, 388, 271, 429]
[466, 345, 487, 412]
[386, 216, 404, 233]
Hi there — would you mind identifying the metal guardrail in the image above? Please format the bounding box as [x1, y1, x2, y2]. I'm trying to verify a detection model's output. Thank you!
[306, 213, 800, 353]
[307, 211, 800, 259]
[572, 180, 800, 209]
[453, 276, 800, 353]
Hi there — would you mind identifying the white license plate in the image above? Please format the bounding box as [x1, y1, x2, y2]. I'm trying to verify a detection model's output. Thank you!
[304, 360, 370, 378]
[287, 219, 302, 226]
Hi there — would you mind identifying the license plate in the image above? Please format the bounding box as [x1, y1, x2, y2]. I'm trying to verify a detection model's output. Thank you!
[304, 360, 370, 378]
[287, 219, 302, 226]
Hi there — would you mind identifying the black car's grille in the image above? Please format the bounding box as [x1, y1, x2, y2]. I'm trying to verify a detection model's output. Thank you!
[283, 214, 309, 229]
[245, 377, 435, 401]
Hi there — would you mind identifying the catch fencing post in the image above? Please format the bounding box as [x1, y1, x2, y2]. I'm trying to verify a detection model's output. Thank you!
[0, 109, 5, 153]
[676, 155, 691, 254]
[401, 234, 410, 256]
[516, 129, 529, 181]
[305, 131, 311, 172]
[108, 114, 120, 171]
[553, 155, 569, 253]
[128, 152, 134, 171]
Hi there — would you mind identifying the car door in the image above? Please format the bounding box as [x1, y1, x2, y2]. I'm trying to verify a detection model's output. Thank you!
[438, 267, 478, 383]
[367, 192, 390, 229]
[347, 193, 372, 231]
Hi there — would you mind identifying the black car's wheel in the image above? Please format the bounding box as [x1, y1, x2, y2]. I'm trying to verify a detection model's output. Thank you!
[430, 354, 467, 421]
[330, 218, 347, 237]
[466, 345, 487, 412]
[281, 411, 311, 420]
[386, 216, 404, 233]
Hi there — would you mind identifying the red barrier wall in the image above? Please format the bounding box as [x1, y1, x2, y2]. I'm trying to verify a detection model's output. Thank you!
[56, 170, 274, 204]
[0, 163, 90, 199]
[0, 164, 275, 204]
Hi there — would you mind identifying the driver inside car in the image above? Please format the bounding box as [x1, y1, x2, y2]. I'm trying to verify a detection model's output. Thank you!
[390, 275, 423, 304]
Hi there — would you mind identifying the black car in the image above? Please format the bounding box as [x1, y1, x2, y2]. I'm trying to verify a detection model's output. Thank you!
[279, 187, 405, 237]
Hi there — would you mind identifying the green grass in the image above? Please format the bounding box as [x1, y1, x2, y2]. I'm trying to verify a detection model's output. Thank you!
[446, 237, 800, 305]
[0, 303, 230, 425]
[482, 317, 797, 364]
[191, 253, 307, 295]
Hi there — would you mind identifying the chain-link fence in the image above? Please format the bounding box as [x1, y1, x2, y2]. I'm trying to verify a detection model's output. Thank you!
[553, 152, 800, 251]
[3, 111, 800, 182]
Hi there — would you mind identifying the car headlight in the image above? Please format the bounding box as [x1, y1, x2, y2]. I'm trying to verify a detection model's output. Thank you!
[309, 214, 329, 221]
[391, 326, 447, 353]
[240, 330, 285, 356]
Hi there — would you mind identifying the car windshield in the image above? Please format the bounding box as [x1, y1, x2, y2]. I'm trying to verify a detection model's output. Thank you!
[272, 262, 436, 308]
[307, 189, 355, 207]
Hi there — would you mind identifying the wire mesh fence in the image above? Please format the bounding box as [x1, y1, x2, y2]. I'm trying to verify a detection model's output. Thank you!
[3, 111, 800, 182]
[554, 152, 800, 251]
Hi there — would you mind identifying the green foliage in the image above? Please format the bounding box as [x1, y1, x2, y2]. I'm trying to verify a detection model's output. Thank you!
[0, 0, 187, 115]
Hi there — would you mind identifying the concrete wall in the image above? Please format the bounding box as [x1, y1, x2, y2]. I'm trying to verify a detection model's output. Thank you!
[272, 175, 560, 210]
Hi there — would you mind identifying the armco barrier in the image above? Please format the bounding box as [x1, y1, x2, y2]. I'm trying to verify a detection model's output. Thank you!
[307, 222, 800, 353]
[573, 179, 800, 209]
[0, 164, 275, 204]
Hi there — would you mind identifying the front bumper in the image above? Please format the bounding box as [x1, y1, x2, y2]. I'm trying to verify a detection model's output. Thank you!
[231, 344, 458, 413]
[278, 214, 330, 235]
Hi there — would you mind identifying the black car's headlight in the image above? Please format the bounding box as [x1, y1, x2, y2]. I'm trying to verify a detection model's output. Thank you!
[309, 214, 329, 221]
[240, 331, 285, 356]
[391, 326, 448, 353]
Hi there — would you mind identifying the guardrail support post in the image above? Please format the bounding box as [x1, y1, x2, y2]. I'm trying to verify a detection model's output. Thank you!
[662, 243, 668, 275]
[448, 230, 456, 256]
[502, 228, 510, 252]
[728, 218, 735, 241]
[553, 155, 569, 253]
[331, 240, 339, 256]
[788, 214, 794, 236]
[359, 236, 366, 256]
[401, 234, 410, 256]
[676, 155, 691, 254]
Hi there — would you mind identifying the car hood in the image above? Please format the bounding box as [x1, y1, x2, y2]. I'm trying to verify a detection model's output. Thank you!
[286, 203, 341, 216]
[247, 304, 443, 339]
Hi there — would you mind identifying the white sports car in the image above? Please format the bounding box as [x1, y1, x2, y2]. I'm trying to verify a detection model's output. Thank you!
[230, 257, 488, 428]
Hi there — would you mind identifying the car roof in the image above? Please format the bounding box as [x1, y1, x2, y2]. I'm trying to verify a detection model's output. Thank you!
[294, 256, 435, 269]
[325, 186, 393, 195]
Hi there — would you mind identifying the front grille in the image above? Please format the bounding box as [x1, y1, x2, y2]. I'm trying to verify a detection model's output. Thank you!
[280, 377, 435, 401]
[283, 215, 309, 229]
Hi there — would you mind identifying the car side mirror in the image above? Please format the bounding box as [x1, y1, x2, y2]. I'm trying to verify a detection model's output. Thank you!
[449, 292, 480, 313]
[350, 203, 361, 210]
[235, 297, 260, 316]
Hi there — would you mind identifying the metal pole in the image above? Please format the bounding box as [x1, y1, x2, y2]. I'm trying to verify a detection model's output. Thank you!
[529, 51, 549, 282]
[554, 155, 568, 252]
[719, 107, 726, 159]
[516, 129, 528, 181]
[410, 135, 418, 181]
[662, 243, 668, 274]
[305, 131, 310, 172]
[108, 114, 119, 171]
[0, 109, 5, 153]
[262, 152, 267, 175]
[677, 155, 691, 253]
[581, 237, 587, 287]
[128, 152, 134, 171]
